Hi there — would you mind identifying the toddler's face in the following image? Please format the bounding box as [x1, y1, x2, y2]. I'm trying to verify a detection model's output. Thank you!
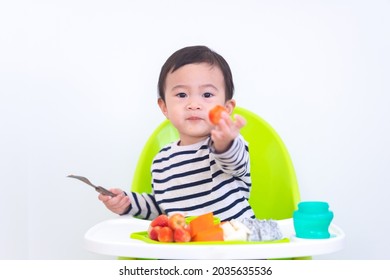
[159, 63, 233, 145]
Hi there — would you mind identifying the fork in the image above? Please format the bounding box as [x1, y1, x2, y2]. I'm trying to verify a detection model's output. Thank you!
[67, 174, 117, 197]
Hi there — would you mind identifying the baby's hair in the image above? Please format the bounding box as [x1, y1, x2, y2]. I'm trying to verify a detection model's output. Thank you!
[158, 46, 234, 102]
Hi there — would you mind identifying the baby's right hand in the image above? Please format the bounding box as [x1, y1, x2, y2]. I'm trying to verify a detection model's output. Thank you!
[98, 188, 131, 215]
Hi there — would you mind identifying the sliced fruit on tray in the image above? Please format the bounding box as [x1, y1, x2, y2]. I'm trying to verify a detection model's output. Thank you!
[135, 212, 287, 244]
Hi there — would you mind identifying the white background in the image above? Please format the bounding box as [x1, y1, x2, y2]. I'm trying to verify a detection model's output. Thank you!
[0, 0, 389, 259]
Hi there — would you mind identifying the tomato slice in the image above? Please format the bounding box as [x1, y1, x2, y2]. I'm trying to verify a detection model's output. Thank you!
[209, 105, 227, 125]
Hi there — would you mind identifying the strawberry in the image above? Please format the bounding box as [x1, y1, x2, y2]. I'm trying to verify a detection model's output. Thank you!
[174, 227, 191, 242]
[150, 214, 169, 227]
[148, 225, 162, 241]
[158, 226, 174, 242]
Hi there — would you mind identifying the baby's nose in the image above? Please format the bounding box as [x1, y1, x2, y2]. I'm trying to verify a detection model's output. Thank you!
[187, 100, 201, 110]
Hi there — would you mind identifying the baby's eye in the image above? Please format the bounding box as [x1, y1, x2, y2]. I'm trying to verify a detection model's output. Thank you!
[176, 92, 187, 98]
[203, 92, 214, 98]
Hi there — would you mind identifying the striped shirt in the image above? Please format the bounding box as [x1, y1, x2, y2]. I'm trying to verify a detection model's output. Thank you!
[126, 135, 255, 222]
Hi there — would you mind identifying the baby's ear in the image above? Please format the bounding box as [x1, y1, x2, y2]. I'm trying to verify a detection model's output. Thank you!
[158, 98, 169, 118]
[224, 99, 236, 115]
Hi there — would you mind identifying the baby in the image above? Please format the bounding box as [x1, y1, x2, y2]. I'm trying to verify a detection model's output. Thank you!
[99, 46, 255, 222]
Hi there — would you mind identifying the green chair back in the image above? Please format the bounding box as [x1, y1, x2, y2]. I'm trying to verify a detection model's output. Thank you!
[131, 107, 300, 220]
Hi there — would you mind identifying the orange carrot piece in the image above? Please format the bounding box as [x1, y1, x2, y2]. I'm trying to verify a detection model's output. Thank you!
[192, 225, 224, 242]
[189, 212, 215, 238]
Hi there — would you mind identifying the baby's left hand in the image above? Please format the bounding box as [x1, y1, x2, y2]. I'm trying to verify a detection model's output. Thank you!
[210, 112, 246, 153]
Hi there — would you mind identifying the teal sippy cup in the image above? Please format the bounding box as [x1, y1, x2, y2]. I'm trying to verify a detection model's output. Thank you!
[293, 201, 334, 239]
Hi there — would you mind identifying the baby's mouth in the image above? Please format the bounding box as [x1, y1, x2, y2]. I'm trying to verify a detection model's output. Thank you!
[187, 116, 203, 121]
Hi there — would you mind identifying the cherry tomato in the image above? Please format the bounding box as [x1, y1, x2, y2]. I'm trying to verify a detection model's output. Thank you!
[209, 105, 227, 125]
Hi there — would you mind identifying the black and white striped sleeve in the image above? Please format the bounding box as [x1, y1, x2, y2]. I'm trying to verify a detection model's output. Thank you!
[211, 135, 250, 178]
[125, 191, 164, 220]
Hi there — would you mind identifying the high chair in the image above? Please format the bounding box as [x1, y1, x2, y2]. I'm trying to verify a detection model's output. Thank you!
[84, 107, 345, 259]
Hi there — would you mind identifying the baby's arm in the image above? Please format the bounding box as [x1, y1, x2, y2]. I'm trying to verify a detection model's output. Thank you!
[212, 134, 250, 178]
[99, 188, 162, 220]
[98, 188, 130, 215]
[210, 112, 246, 153]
